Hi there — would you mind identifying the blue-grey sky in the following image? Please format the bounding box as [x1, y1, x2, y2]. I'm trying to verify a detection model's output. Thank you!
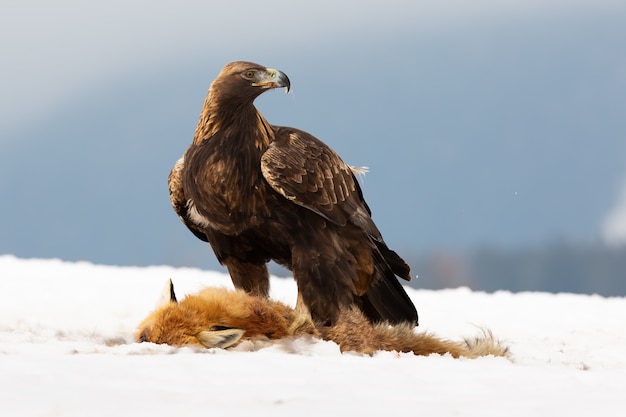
[2, 0, 621, 133]
[1, 0, 626, 269]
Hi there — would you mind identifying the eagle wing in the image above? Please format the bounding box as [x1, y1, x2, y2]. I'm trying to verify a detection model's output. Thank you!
[261, 127, 381, 239]
[261, 127, 415, 324]
[168, 156, 209, 243]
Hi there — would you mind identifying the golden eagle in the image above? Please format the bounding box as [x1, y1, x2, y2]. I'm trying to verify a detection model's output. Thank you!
[169, 61, 418, 326]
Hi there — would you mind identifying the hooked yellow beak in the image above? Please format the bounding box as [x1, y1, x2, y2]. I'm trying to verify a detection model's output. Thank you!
[252, 68, 291, 93]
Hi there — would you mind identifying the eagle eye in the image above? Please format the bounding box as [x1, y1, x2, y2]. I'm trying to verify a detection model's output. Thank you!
[242, 70, 256, 80]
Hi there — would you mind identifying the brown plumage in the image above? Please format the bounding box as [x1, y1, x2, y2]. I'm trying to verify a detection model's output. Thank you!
[136, 282, 508, 359]
[169, 61, 418, 326]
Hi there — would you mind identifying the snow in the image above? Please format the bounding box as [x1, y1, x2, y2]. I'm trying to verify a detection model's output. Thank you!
[1, 254, 625, 416]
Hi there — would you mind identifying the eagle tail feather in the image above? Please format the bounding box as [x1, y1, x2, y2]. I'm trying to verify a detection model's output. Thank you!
[374, 241, 411, 281]
[359, 244, 418, 326]
[359, 276, 419, 326]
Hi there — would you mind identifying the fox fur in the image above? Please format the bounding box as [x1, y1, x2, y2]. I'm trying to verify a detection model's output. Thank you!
[136, 280, 508, 359]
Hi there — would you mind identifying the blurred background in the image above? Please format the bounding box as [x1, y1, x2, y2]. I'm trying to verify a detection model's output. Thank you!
[1, 0, 625, 295]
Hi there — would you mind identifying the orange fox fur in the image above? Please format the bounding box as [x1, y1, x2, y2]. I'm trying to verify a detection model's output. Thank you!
[136, 281, 508, 359]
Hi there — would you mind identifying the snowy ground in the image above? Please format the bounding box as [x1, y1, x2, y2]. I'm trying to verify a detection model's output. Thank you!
[1, 254, 625, 416]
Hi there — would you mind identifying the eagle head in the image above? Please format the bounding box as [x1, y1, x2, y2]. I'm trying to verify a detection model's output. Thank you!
[211, 61, 291, 102]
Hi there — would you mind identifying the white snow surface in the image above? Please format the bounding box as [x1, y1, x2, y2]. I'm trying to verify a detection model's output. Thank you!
[1, 254, 625, 416]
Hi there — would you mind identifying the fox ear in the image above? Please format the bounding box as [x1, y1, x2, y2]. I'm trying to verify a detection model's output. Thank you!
[166, 279, 178, 303]
[197, 329, 245, 349]
[156, 279, 178, 307]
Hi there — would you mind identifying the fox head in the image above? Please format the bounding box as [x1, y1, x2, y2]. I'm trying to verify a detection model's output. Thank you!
[135, 279, 247, 348]
[136, 280, 318, 349]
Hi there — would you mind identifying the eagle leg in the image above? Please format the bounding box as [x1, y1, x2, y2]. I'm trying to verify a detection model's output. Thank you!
[294, 292, 311, 318]
[292, 252, 356, 326]
[224, 258, 270, 297]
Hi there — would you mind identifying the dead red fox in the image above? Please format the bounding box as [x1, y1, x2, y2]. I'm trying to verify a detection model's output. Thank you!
[136, 280, 508, 358]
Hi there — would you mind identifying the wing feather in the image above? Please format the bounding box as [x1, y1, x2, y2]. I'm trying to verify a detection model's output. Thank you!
[261, 127, 378, 236]
[168, 156, 209, 242]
